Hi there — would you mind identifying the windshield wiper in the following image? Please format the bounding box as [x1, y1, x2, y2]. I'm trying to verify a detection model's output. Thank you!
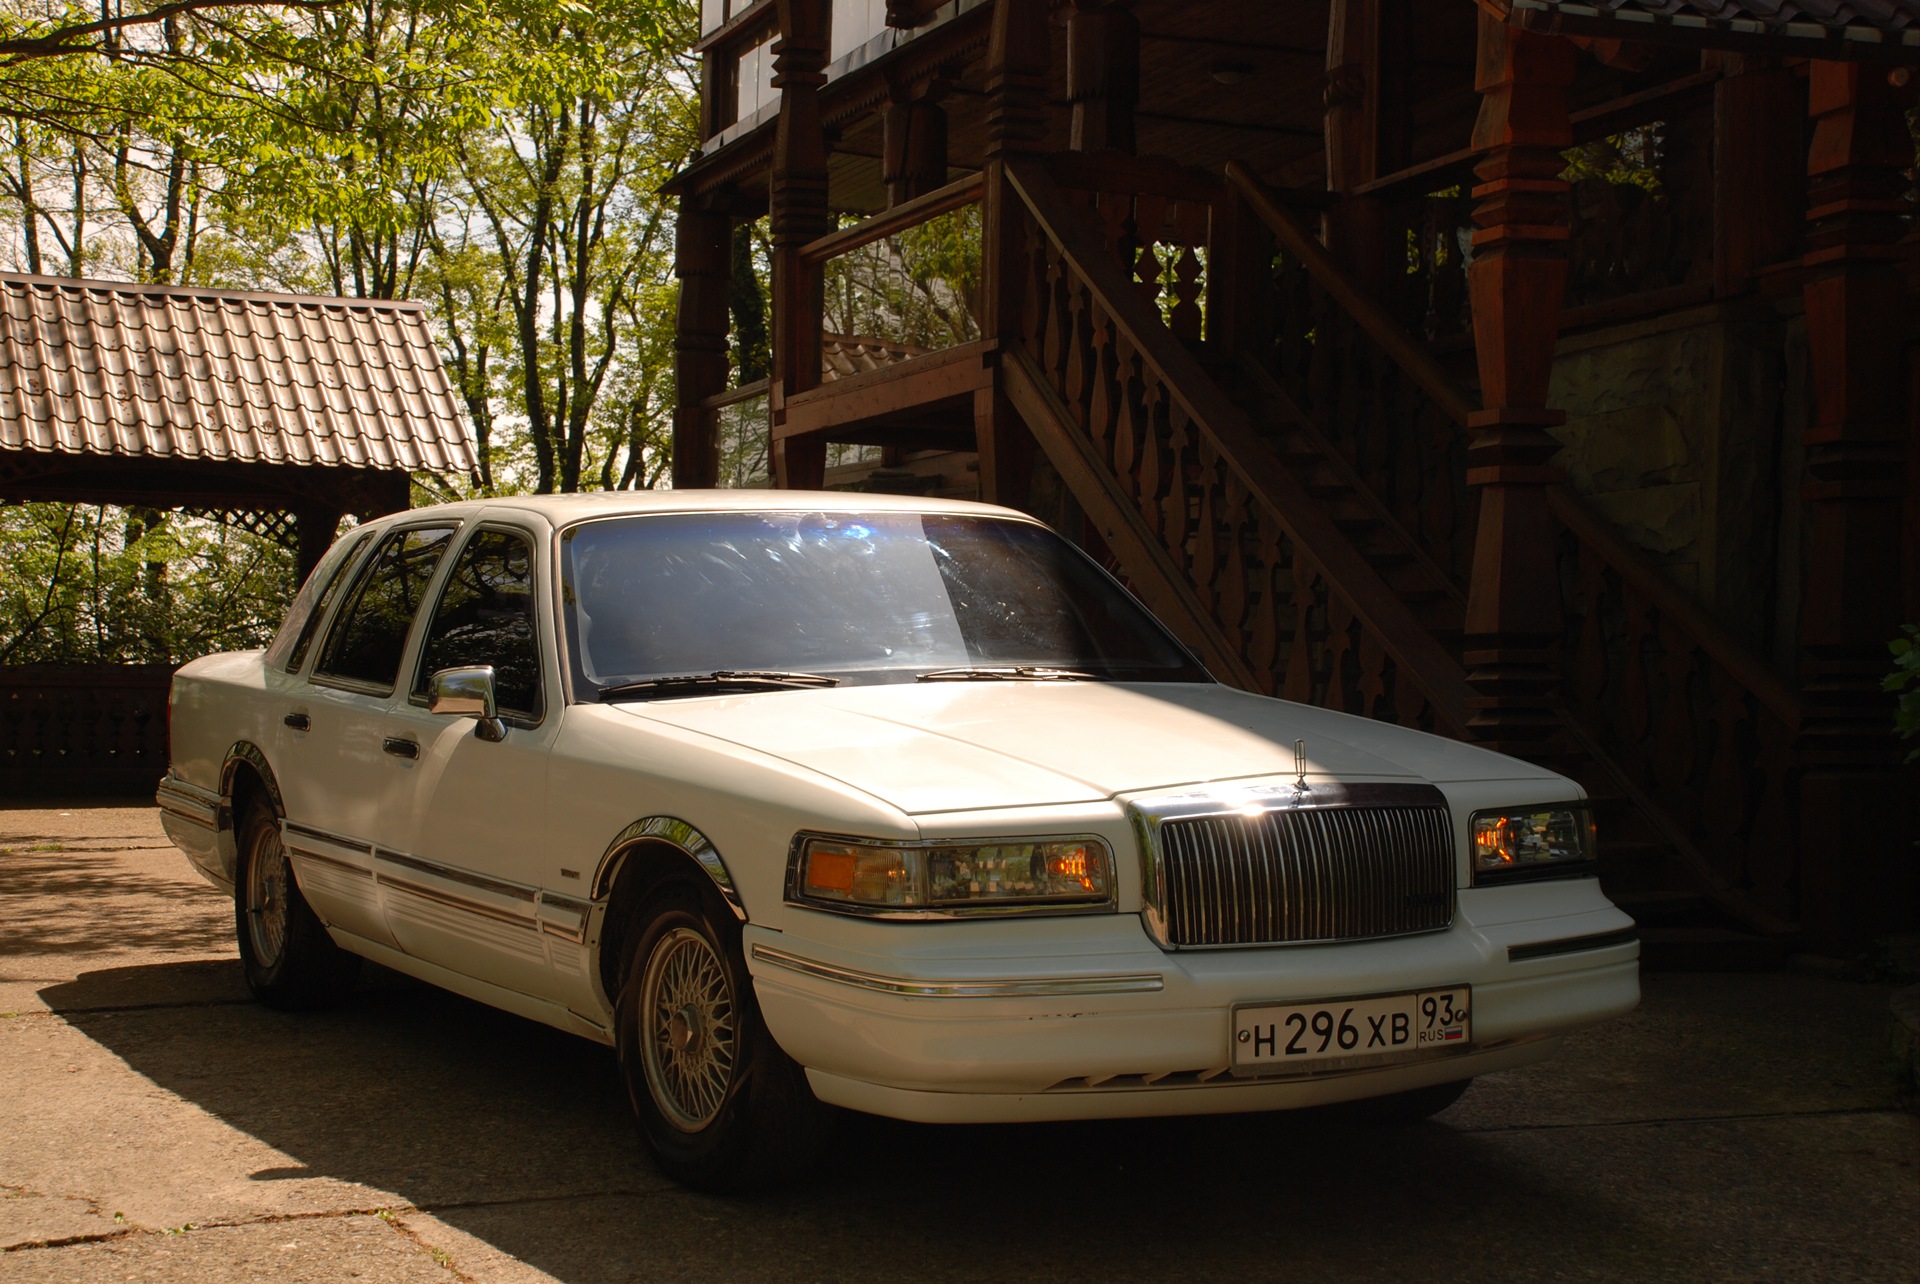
[914, 666, 1103, 683]
[598, 670, 840, 701]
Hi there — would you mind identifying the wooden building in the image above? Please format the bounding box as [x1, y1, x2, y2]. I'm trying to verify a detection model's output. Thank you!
[668, 0, 1920, 956]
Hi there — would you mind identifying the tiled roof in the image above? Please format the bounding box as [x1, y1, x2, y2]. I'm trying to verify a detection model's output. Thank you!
[821, 333, 929, 382]
[1503, 0, 1920, 43]
[0, 273, 475, 474]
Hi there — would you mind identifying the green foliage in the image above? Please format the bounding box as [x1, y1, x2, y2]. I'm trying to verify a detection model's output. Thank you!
[0, 503, 294, 664]
[1886, 625, 1920, 764]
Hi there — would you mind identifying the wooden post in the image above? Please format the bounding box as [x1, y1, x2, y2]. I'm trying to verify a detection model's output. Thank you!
[1066, 0, 1138, 154]
[976, 0, 1050, 508]
[672, 200, 732, 490]
[1711, 54, 1804, 296]
[1462, 13, 1575, 752]
[1323, 0, 1409, 306]
[294, 505, 344, 583]
[769, 0, 832, 490]
[1796, 60, 1917, 947]
[882, 79, 950, 207]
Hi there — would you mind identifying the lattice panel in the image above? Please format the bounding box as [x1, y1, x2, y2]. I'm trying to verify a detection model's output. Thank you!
[181, 507, 300, 549]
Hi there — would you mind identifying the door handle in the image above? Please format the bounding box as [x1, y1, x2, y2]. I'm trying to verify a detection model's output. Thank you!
[284, 712, 311, 732]
[382, 737, 420, 760]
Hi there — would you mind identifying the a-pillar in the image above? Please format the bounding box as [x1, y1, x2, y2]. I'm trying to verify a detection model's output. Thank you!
[1796, 60, 1917, 948]
[672, 198, 732, 490]
[976, 0, 1050, 509]
[1067, 0, 1138, 154]
[769, 0, 833, 490]
[1462, 12, 1574, 753]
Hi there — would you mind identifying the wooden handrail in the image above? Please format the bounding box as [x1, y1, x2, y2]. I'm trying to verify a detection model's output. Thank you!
[700, 378, 771, 412]
[1547, 487, 1802, 730]
[1226, 161, 1477, 428]
[1006, 158, 1479, 735]
[798, 173, 984, 266]
[1230, 158, 1804, 731]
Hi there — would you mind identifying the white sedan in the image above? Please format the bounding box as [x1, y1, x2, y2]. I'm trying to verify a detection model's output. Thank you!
[157, 492, 1638, 1190]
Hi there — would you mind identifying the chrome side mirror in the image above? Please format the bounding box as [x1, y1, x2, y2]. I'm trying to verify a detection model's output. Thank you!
[427, 666, 506, 742]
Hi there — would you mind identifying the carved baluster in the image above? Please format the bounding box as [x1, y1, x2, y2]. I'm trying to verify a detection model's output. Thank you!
[1357, 627, 1389, 722]
[1702, 668, 1755, 886]
[1063, 280, 1093, 427]
[1134, 192, 1167, 305]
[1747, 714, 1798, 918]
[1651, 621, 1700, 808]
[1136, 377, 1169, 538]
[1191, 435, 1223, 611]
[1283, 559, 1322, 705]
[1618, 587, 1655, 755]
[1161, 403, 1195, 564]
[1248, 537, 1284, 694]
[1087, 299, 1117, 457]
[1572, 541, 1610, 711]
[1042, 248, 1070, 376]
[1112, 335, 1141, 488]
[1023, 223, 1050, 356]
[1325, 592, 1357, 715]
[1216, 472, 1252, 641]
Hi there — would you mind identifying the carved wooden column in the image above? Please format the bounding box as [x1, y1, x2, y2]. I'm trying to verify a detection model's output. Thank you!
[976, 0, 1050, 509]
[672, 199, 732, 490]
[1462, 13, 1574, 752]
[1796, 60, 1917, 947]
[882, 78, 950, 207]
[769, 0, 833, 490]
[1066, 0, 1138, 154]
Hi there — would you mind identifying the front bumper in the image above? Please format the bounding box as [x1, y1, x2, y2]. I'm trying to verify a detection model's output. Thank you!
[747, 889, 1639, 1124]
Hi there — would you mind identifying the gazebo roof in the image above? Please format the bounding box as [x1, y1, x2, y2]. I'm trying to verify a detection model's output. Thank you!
[0, 273, 475, 475]
[1497, 0, 1920, 48]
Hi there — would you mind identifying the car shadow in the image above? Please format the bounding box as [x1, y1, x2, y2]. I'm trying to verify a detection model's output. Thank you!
[37, 960, 1690, 1282]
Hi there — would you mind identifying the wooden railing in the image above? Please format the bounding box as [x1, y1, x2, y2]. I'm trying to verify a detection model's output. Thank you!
[0, 665, 173, 797]
[1225, 163, 1803, 933]
[1002, 160, 1476, 736]
[1231, 163, 1479, 587]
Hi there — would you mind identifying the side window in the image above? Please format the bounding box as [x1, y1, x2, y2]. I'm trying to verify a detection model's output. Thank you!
[315, 525, 457, 690]
[414, 528, 542, 718]
[266, 530, 373, 674]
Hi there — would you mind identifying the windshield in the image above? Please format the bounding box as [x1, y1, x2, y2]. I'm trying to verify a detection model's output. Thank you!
[559, 510, 1209, 695]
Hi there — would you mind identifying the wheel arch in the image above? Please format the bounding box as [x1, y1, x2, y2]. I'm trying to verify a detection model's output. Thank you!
[592, 817, 745, 1009]
[216, 741, 284, 883]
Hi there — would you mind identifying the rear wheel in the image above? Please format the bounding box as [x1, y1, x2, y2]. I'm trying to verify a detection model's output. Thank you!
[234, 798, 361, 1009]
[615, 886, 829, 1192]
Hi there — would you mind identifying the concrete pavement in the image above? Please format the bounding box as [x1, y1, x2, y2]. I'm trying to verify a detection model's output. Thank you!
[1, 801, 1915, 1282]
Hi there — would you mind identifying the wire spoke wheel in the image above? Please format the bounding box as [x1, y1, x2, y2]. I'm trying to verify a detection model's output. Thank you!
[639, 926, 738, 1131]
[244, 821, 292, 968]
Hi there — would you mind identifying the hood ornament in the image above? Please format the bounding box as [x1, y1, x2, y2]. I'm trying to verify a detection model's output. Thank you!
[1292, 739, 1311, 799]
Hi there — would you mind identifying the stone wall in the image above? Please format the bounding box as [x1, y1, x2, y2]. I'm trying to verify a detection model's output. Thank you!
[1548, 301, 1809, 669]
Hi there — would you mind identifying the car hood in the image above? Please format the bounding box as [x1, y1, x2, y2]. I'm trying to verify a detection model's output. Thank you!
[609, 681, 1562, 816]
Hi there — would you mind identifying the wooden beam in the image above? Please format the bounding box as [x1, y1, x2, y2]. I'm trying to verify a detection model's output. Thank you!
[778, 340, 994, 436]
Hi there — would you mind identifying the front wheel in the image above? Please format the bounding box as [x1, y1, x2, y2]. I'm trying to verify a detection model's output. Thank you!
[615, 887, 829, 1192]
[234, 799, 361, 1009]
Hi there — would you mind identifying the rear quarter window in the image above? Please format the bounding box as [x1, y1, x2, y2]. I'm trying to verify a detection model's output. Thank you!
[314, 526, 458, 690]
[265, 530, 374, 674]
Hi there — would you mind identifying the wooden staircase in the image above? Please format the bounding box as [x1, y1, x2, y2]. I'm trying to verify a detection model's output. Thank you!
[993, 154, 1802, 967]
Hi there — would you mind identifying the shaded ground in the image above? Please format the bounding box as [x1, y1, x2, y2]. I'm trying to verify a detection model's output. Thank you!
[1, 802, 1915, 1282]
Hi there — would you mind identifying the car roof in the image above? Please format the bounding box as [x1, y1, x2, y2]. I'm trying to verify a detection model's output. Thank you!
[369, 489, 1031, 529]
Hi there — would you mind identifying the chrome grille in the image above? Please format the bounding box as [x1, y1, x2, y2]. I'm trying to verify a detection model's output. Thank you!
[1152, 805, 1454, 947]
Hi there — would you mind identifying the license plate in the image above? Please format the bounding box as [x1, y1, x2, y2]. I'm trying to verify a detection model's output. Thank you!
[1232, 986, 1471, 1075]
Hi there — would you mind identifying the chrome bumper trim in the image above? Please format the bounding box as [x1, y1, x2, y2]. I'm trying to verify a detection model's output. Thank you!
[1507, 928, 1639, 963]
[155, 776, 221, 830]
[750, 944, 1164, 998]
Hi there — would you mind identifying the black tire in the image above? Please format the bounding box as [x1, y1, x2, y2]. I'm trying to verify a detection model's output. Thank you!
[234, 798, 362, 1010]
[1334, 1077, 1473, 1125]
[615, 885, 831, 1193]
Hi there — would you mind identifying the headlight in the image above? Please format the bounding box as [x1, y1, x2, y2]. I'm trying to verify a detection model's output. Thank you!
[789, 834, 1115, 917]
[1470, 805, 1597, 884]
